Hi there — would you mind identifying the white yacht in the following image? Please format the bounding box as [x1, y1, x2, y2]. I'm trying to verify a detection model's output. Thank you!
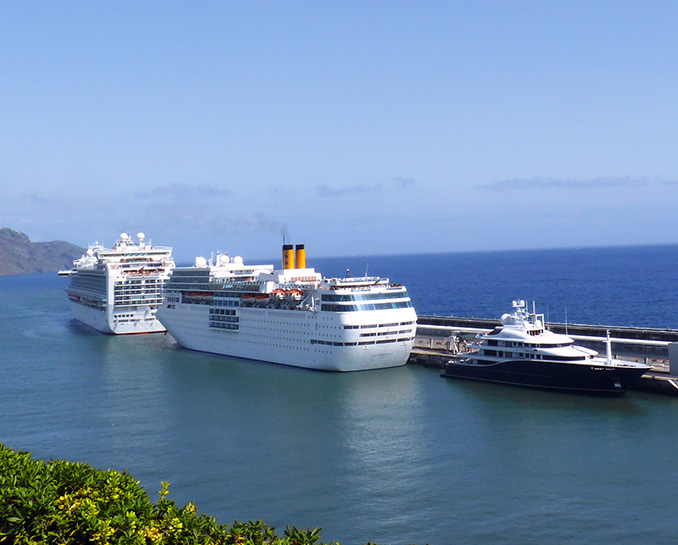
[59, 232, 174, 334]
[156, 244, 417, 371]
[442, 300, 651, 393]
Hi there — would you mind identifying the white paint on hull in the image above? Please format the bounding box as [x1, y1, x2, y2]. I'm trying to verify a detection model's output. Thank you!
[69, 301, 165, 334]
[158, 303, 415, 371]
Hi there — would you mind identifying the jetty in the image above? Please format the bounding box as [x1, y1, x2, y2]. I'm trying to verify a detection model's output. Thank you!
[409, 315, 678, 395]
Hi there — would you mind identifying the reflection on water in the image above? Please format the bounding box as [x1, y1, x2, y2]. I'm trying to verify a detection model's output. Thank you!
[333, 368, 430, 536]
[93, 334, 177, 476]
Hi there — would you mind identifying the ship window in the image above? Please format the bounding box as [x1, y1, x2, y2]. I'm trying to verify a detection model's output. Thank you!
[320, 301, 412, 312]
[546, 354, 587, 361]
[322, 291, 410, 302]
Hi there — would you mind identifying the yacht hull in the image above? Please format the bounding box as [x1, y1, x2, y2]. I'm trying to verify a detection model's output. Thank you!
[442, 358, 648, 394]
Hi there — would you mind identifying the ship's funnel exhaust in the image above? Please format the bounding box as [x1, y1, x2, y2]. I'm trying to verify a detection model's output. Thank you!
[283, 244, 295, 269]
[295, 244, 306, 269]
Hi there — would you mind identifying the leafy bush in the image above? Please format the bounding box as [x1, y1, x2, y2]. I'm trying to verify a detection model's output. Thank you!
[0, 443, 338, 544]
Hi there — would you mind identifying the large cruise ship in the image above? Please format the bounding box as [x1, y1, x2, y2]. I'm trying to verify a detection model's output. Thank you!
[59, 232, 174, 334]
[156, 244, 417, 371]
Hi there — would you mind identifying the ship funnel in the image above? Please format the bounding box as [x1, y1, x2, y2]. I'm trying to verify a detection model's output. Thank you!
[295, 244, 306, 269]
[283, 244, 295, 269]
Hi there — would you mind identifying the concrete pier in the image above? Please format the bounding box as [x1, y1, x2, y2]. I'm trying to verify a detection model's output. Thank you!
[410, 315, 678, 395]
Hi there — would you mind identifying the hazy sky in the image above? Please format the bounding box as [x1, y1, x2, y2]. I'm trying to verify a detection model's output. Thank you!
[2, 1, 677, 262]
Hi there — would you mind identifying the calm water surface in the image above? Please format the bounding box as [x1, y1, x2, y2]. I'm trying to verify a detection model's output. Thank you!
[2, 246, 678, 544]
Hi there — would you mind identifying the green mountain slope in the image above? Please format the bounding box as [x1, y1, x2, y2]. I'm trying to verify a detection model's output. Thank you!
[0, 227, 85, 275]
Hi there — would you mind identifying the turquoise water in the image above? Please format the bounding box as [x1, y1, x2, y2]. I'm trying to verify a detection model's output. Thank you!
[2, 246, 678, 544]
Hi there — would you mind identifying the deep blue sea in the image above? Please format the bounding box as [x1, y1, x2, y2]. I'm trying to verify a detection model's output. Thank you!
[2, 245, 678, 544]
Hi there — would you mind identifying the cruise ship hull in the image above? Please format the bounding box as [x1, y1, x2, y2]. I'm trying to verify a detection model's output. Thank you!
[69, 301, 166, 335]
[158, 304, 415, 372]
[442, 358, 647, 393]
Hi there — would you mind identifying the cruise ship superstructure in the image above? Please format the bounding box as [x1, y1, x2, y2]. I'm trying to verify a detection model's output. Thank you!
[156, 244, 417, 371]
[59, 232, 175, 334]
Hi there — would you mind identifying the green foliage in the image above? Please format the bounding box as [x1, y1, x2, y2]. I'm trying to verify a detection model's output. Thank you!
[0, 444, 347, 545]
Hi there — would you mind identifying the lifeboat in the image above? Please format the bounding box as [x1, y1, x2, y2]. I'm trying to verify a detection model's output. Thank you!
[272, 288, 304, 297]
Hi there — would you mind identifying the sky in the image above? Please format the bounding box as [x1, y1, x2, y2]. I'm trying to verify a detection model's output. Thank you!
[2, 1, 678, 262]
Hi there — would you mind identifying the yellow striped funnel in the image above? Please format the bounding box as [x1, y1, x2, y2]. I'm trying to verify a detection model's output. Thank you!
[295, 244, 306, 269]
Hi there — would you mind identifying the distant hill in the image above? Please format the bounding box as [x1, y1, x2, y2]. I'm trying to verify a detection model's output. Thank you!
[0, 227, 85, 276]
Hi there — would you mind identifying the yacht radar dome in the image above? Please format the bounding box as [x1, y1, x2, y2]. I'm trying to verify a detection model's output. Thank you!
[137, 232, 145, 242]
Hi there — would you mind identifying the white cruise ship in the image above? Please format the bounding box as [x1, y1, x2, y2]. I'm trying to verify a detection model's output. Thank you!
[156, 244, 417, 371]
[59, 232, 175, 334]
